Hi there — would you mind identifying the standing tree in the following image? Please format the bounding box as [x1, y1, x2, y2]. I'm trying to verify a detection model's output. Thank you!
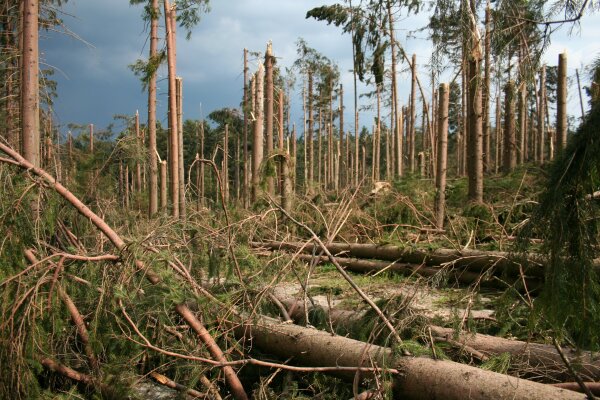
[21, 0, 40, 167]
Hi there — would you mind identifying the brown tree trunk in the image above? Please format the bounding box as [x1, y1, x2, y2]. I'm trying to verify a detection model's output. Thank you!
[242, 48, 249, 208]
[21, 0, 39, 167]
[307, 71, 314, 191]
[222, 124, 229, 204]
[176, 76, 186, 218]
[278, 88, 285, 195]
[386, 0, 401, 178]
[339, 84, 345, 187]
[199, 121, 205, 207]
[265, 42, 275, 195]
[556, 52, 567, 153]
[482, 2, 492, 173]
[135, 111, 142, 192]
[576, 68, 585, 120]
[409, 54, 417, 173]
[148, 0, 159, 216]
[396, 104, 404, 177]
[252, 65, 264, 203]
[537, 65, 546, 164]
[160, 160, 167, 211]
[518, 83, 527, 164]
[233, 316, 583, 400]
[164, 0, 179, 217]
[434, 83, 449, 230]
[503, 81, 516, 172]
[467, 58, 484, 202]
[89, 124, 94, 154]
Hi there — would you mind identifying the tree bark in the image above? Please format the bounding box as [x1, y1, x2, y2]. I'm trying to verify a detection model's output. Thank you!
[503, 81, 516, 172]
[242, 48, 249, 208]
[148, 0, 159, 216]
[21, 0, 39, 167]
[176, 76, 186, 218]
[409, 54, 417, 173]
[265, 42, 275, 195]
[252, 66, 264, 203]
[482, 3, 492, 173]
[164, 0, 179, 218]
[556, 52, 567, 153]
[233, 316, 584, 400]
[467, 58, 484, 202]
[537, 65, 546, 164]
[222, 124, 229, 204]
[434, 83, 449, 230]
[255, 240, 550, 279]
[160, 160, 167, 211]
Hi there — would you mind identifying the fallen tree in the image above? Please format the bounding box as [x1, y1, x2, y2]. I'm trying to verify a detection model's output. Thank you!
[288, 253, 542, 290]
[233, 315, 585, 400]
[0, 144, 588, 399]
[276, 296, 600, 383]
[254, 240, 551, 279]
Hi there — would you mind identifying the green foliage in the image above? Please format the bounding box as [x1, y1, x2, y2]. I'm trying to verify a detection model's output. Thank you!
[480, 352, 512, 375]
[518, 102, 600, 350]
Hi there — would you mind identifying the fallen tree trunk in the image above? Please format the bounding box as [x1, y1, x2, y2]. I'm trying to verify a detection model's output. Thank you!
[254, 241, 548, 278]
[291, 253, 542, 290]
[429, 326, 600, 382]
[277, 296, 600, 382]
[233, 315, 584, 399]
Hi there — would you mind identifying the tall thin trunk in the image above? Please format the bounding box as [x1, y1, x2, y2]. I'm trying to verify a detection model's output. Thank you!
[176, 76, 185, 218]
[252, 66, 264, 203]
[386, 0, 400, 178]
[125, 164, 130, 210]
[160, 161, 167, 211]
[503, 81, 516, 172]
[292, 123, 297, 192]
[467, 57, 484, 203]
[278, 88, 285, 196]
[537, 65, 546, 164]
[135, 110, 142, 192]
[89, 124, 94, 154]
[328, 85, 334, 189]
[21, 0, 39, 167]
[409, 54, 417, 173]
[317, 109, 322, 186]
[518, 83, 527, 164]
[495, 94, 501, 173]
[265, 42, 275, 195]
[435, 83, 449, 229]
[349, 0, 359, 186]
[375, 84, 381, 181]
[242, 48, 249, 208]
[307, 71, 314, 190]
[556, 52, 567, 153]
[302, 82, 308, 192]
[199, 121, 205, 207]
[396, 103, 403, 177]
[148, 0, 159, 216]
[339, 84, 345, 187]
[482, 2, 491, 173]
[222, 124, 229, 204]
[164, 0, 179, 217]
[576, 68, 585, 120]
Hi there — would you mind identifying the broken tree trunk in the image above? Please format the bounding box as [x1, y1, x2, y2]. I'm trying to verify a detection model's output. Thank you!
[254, 241, 550, 279]
[233, 316, 584, 400]
[277, 296, 600, 383]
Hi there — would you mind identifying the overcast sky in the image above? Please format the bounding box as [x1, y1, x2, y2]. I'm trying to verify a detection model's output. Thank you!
[42, 1, 600, 137]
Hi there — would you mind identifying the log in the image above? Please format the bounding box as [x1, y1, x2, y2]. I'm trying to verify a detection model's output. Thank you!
[292, 253, 542, 290]
[278, 296, 600, 382]
[233, 316, 584, 400]
[429, 326, 600, 382]
[255, 241, 547, 278]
